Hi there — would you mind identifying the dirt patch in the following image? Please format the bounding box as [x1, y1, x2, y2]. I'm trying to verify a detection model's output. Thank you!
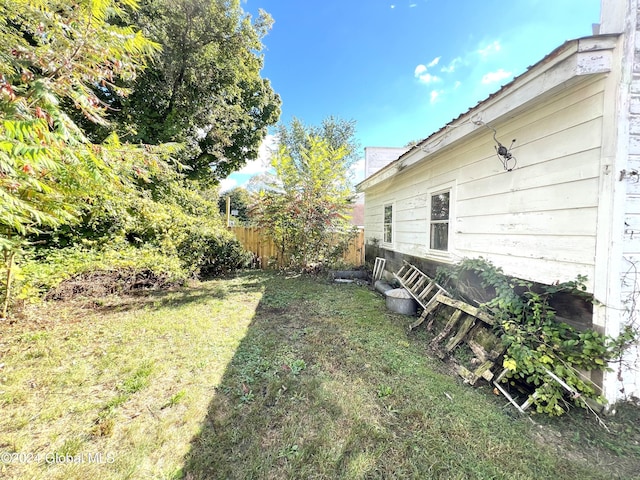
[45, 269, 182, 301]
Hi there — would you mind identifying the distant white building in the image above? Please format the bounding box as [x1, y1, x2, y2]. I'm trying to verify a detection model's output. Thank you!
[358, 0, 640, 404]
[364, 147, 410, 178]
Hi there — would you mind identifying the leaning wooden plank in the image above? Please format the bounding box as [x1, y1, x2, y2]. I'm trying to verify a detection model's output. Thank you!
[400, 266, 414, 283]
[416, 282, 436, 301]
[434, 294, 495, 325]
[398, 261, 451, 296]
[424, 295, 447, 330]
[444, 315, 476, 352]
[411, 276, 427, 294]
[394, 273, 425, 307]
[466, 338, 489, 362]
[409, 300, 441, 330]
[430, 310, 463, 347]
[474, 360, 496, 381]
[395, 265, 409, 281]
[466, 337, 505, 361]
[481, 368, 495, 382]
[457, 364, 479, 385]
[405, 270, 421, 287]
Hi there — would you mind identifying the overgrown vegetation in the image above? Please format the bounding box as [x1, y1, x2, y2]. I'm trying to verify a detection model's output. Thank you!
[2, 272, 638, 479]
[251, 118, 359, 269]
[0, 0, 159, 316]
[1, 0, 271, 317]
[437, 257, 636, 416]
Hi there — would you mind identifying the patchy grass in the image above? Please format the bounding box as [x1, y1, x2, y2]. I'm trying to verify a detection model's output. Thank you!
[0, 271, 638, 479]
[0, 274, 264, 479]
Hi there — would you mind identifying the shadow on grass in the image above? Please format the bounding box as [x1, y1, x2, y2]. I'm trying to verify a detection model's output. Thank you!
[77, 281, 231, 315]
[177, 272, 631, 480]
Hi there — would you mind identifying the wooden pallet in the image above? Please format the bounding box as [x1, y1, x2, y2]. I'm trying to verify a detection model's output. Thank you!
[396, 262, 503, 386]
[392, 261, 450, 331]
[427, 294, 503, 385]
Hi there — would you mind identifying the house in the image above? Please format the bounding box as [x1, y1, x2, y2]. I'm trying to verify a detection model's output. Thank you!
[357, 0, 640, 404]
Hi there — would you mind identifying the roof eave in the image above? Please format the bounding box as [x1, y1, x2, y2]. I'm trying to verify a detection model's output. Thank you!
[357, 34, 619, 192]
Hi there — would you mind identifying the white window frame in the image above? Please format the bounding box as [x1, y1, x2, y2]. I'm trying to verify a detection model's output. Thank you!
[427, 182, 456, 260]
[382, 203, 394, 246]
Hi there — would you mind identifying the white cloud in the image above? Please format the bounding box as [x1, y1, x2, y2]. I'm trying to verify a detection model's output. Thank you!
[441, 57, 461, 73]
[414, 64, 427, 76]
[219, 177, 238, 192]
[410, 3, 417, 7]
[390, 4, 396, 8]
[481, 68, 513, 84]
[236, 134, 278, 174]
[453, 80, 462, 89]
[430, 90, 443, 104]
[415, 64, 441, 84]
[418, 73, 441, 84]
[415, 57, 442, 84]
[478, 40, 502, 58]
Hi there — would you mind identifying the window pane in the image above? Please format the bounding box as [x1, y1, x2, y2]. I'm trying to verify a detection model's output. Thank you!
[384, 224, 392, 243]
[384, 205, 393, 224]
[431, 192, 450, 221]
[430, 222, 448, 250]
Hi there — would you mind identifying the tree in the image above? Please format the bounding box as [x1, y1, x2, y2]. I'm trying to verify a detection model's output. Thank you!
[103, 0, 281, 184]
[252, 129, 357, 268]
[0, 0, 158, 317]
[276, 116, 360, 171]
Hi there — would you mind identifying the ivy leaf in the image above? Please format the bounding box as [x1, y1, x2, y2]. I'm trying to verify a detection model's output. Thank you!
[503, 358, 517, 371]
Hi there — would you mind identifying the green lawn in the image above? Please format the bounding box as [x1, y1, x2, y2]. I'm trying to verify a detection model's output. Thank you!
[0, 271, 638, 479]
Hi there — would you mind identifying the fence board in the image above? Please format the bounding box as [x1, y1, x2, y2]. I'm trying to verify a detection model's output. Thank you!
[230, 226, 364, 268]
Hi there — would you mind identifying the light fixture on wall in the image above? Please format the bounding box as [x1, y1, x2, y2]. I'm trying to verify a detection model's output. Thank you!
[619, 169, 639, 182]
[494, 134, 517, 171]
[474, 120, 517, 171]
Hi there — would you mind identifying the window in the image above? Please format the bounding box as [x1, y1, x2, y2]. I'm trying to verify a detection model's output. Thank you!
[429, 191, 450, 251]
[383, 204, 393, 244]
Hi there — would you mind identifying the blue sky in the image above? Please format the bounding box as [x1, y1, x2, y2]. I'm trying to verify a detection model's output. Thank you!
[221, 0, 602, 191]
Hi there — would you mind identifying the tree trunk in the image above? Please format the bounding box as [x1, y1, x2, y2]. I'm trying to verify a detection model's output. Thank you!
[1, 249, 16, 319]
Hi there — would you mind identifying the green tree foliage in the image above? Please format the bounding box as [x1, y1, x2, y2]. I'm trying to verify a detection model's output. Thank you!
[276, 116, 360, 170]
[252, 123, 357, 268]
[33, 136, 250, 280]
[0, 0, 159, 237]
[104, 0, 281, 183]
[1, 0, 252, 319]
[0, 0, 159, 316]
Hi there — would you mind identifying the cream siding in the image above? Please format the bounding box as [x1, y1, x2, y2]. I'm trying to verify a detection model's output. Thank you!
[361, 6, 640, 402]
[364, 77, 606, 288]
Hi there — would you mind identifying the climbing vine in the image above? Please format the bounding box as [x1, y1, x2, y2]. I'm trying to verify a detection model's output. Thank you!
[437, 258, 637, 416]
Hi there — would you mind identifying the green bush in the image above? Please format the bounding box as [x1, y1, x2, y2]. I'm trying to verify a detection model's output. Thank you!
[176, 224, 252, 277]
[4, 162, 251, 311]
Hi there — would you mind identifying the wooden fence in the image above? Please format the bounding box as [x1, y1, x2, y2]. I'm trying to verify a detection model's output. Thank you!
[230, 226, 365, 268]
